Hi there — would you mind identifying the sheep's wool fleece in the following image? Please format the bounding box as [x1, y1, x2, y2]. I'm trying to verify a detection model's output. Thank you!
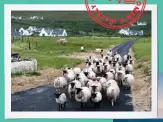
[56, 93, 67, 104]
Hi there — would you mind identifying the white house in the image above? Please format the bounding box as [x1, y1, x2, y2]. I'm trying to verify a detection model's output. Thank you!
[23, 30, 33, 36]
[129, 30, 144, 36]
[39, 28, 52, 36]
[19, 27, 25, 35]
[118, 28, 130, 35]
[137, 21, 147, 26]
[28, 26, 37, 32]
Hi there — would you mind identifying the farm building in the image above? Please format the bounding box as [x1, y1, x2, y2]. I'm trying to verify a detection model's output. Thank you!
[23, 30, 33, 36]
[39, 28, 67, 37]
[35, 27, 44, 33]
[19, 27, 25, 34]
[11, 30, 22, 37]
[118, 28, 130, 35]
[119, 28, 144, 36]
[39, 28, 52, 36]
[129, 30, 144, 36]
[137, 21, 147, 26]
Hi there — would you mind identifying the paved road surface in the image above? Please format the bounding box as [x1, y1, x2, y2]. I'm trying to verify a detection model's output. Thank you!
[11, 40, 135, 111]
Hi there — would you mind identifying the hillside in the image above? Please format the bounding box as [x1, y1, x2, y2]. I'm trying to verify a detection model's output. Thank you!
[11, 11, 151, 36]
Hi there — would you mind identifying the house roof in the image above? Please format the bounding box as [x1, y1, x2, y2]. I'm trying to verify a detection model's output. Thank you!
[11, 31, 22, 37]
[51, 29, 65, 35]
[36, 27, 43, 32]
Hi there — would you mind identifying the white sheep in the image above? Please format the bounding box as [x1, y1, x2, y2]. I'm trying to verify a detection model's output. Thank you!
[104, 79, 118, 91]
[89, 80, 102, 93]
[55, 92, 67, 111]
[87, 71, 96, 80]
[103, 62, 111, 73]
[54, 77, 67, 92]
[76, 72, 88, 86]
[62, 69, 75, 82]
[125, 64, 134, 74]
[75, 87, 91, 110]
[104, 72, 114, 81]
[68, 80, 82, 99]
[106, 83, 120, 106]
[114, 54, 122, 63]
[107, 50, 113, 57]
[127, 59, 134, 65]
[115, 70, 126, 86]
[122, 74, 135, 90]
[93, 62, 103, 74]
[91, 92, 102, 109]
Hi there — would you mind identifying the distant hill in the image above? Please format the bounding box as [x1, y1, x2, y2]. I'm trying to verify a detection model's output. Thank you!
[11, 11, 151, 36]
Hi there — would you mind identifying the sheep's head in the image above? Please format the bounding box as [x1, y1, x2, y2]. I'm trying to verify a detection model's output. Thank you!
[91, 93, 97, 99]
[84, 72, 89, 76]
[96, 62, 99, 66]
[75, 88, 83, 99]
[103, 73, 108, 78]
[70, 82, 75, 88]
[109, 61, 112, 64]
[118, 72, 122, 78]
[91, 85, 98, 92]
[123, 77, 128, 84]
[55, 93, 61, 99]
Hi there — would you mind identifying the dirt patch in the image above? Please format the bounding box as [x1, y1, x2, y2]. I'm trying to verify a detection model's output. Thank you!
[130, 48, 151, 111]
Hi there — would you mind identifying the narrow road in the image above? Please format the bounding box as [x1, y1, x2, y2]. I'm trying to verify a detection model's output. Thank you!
[11, 40, 135, 111]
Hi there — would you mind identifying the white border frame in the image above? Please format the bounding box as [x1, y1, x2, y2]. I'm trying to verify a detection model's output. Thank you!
[5, 4, 158, 119]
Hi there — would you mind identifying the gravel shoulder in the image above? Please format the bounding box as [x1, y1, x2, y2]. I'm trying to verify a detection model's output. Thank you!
[130, 48, 151, 111]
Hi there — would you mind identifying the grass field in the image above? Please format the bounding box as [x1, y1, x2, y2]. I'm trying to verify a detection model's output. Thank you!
[132, 37, 151, 73]
[12, 37, 131, 70]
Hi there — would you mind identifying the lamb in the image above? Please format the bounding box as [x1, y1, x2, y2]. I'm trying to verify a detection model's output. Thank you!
[106, 82, 120, 106]
[122, 74, 135, 90]
[75, 87, 91, 110]
[68, 80, 82, 99]
[55, 92, 67, 111]
[91, 92, 102, 109]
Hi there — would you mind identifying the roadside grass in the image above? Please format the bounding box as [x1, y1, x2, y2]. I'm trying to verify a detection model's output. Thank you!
[133, 38, 151, 74]
[12, 37, 131, 70]
[11, 71, 41, 78]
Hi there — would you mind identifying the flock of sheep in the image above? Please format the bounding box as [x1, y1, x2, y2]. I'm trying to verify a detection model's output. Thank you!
[54, 48, 135, 111]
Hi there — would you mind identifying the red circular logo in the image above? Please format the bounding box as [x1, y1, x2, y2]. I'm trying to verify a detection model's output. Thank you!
[85, 0, 146, 29]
